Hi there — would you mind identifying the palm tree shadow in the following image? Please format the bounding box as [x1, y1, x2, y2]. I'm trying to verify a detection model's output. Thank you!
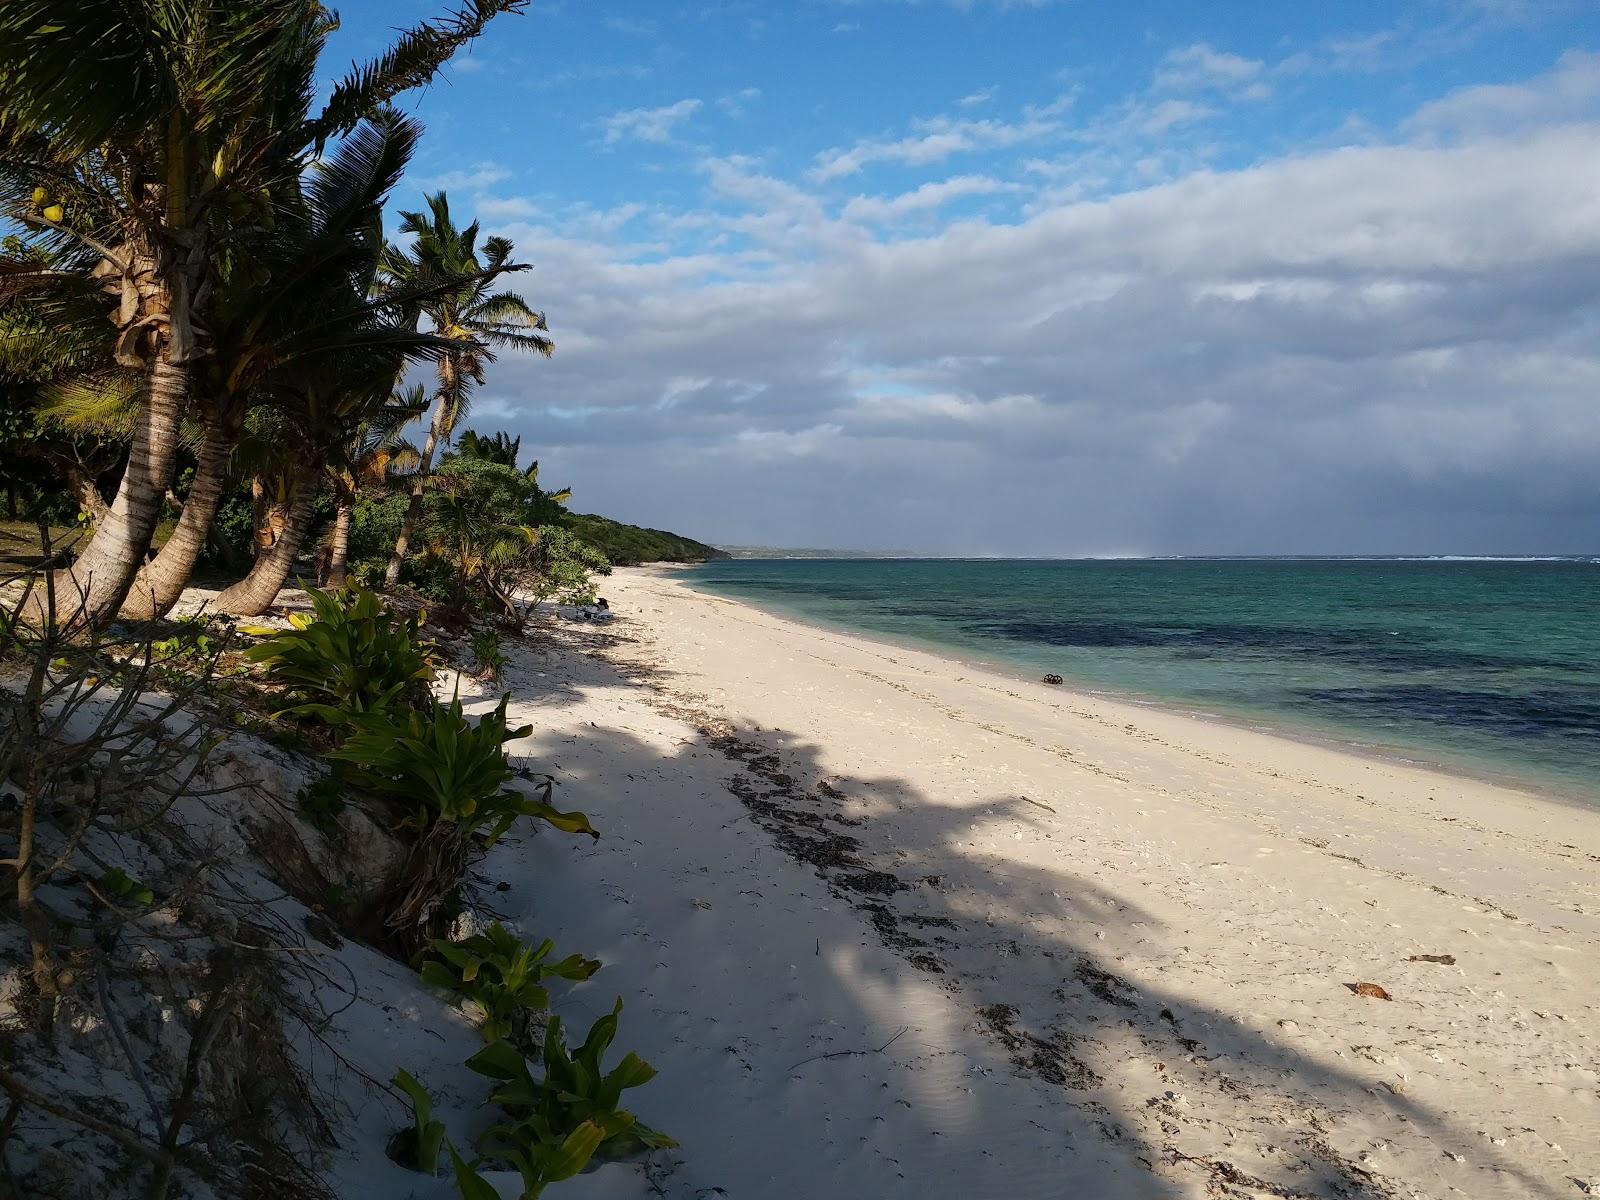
[475, 641, 1564, 1200]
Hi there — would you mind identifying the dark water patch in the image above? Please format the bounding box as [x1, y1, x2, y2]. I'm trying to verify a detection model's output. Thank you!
[1296, 685, 1600, 740]
[965, 617, 1543, 674]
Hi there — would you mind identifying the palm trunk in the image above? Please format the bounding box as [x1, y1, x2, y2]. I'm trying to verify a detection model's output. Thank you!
[40, 354, 188, 628]
[121, 409, 235, 621]
[385, 368, 456, 588]
[324, 500, 352, 590]
[213, 463, 319, 616]
[248, 475, 268, 556]
[384, 416, 441, 588]
[59, 463, 110, 528]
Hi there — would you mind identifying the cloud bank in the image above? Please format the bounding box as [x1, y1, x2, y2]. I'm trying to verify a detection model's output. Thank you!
[463, 55, 1600, 555]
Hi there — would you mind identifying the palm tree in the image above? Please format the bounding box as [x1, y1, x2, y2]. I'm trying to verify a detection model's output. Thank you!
[455, 428, 522, 467]
[120, 108, 443, 619]
[212, 358, 401, 615]
[319, 384, 429, 590]
[0, 0, 529, 627]
[378, 193, 553, 587]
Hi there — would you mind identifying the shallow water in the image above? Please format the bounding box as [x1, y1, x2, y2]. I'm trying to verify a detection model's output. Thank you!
[681, 558, 1600, 800]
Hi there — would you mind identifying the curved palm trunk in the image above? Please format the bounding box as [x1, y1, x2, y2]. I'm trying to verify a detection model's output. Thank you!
[323, 500, 353, 590]
[121, 409, 235, 621]
[383, 411, 442, 588]
[249, 475, 269, 557]
[213, 462, 320, 616]
[59, 463, 111, 528]
[39, 355, 188, 629]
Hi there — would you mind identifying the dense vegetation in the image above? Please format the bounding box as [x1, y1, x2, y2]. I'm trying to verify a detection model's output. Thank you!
[560, 513, 729, 566]
[0, 5, 715, 624]
[0, 3, 682, 1197]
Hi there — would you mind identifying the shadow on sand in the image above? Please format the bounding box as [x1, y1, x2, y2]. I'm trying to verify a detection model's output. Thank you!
[462, 616, 1559, 1200]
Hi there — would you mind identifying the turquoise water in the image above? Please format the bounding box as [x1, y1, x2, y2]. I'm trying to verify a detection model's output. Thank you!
[680, 558, 1600, 800]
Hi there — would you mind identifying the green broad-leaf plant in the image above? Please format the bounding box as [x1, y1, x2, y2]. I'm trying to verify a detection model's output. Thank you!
[421, 920, 600, 1044]
[327, 694, 597, 843]
[243, 583, 434, 725]
[467, 999, 676, 1180]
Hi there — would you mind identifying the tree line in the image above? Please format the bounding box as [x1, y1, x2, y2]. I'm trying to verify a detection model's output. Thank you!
[0, 0, 629, 628]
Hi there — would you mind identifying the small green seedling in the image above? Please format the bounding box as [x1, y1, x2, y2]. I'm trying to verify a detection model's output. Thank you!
[391, 1069, 447, 1176]
[421, 921, 600, 1044]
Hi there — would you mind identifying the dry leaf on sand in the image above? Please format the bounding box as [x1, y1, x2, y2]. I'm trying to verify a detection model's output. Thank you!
[1348, 982, 1393, 1000]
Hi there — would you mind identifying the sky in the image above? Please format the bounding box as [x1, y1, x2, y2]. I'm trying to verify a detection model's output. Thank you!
[326, 0, 1600, 556]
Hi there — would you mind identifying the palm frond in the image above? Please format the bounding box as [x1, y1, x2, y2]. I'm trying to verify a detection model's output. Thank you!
[0, 0, 177, 156]
[305, 108, 420, 241]
[310, 0, 530, 147]
[468, 289, 545, 327]
[37, 369, 140, 436]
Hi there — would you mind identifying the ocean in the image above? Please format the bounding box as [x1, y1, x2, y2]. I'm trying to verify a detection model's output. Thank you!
[679, 558, 1600, 800]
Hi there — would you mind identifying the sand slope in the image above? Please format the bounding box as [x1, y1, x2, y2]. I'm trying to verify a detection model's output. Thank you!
[466, 567, 1600, 1199]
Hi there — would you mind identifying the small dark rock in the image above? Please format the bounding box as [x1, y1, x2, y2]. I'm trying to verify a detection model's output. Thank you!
[302, 912, 344, 950]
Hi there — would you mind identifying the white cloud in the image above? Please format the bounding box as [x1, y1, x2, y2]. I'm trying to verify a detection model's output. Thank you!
[411, 161, 512, 193]
[717, 87, 762, 117]
[602, 98, 704, 144]
[812, 113, 1057, 180]
[605, 16, 657, 35]
[477, 195, 539, 220]
[842, 175, 1019, 221]
[1134, 98, 1216, 136]
[1408, 49, 1600, 137]
[465, 59, 1600, 554]
[1155, 43, 1267, 96]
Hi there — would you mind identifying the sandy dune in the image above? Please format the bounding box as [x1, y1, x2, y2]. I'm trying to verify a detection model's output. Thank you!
[464, 566, 1600, 1199]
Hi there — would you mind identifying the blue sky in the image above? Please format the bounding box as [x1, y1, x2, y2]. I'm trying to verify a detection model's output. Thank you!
[324, 1, 1600, 554]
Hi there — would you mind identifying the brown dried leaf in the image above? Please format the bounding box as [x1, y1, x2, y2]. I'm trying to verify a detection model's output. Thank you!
[1348, 982, 1393, 1000]
[1407, 954, 1456, 965]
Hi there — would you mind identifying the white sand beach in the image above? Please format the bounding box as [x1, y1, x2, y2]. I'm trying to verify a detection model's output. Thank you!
[406, 566, 1600, 1199]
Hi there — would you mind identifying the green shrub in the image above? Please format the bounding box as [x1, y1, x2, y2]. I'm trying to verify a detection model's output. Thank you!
[421, 921, 600, 1044]
[150, 613, 222, 667]
[467, 1000, 675, 1176]
[208, 490, 257, 565]
[391, 1068, 447, 1175]
[469, 628, 507, 683]
[346, 490, 407, 565]
[243, 583, 434, 726]
[327, 695, 598, 843]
